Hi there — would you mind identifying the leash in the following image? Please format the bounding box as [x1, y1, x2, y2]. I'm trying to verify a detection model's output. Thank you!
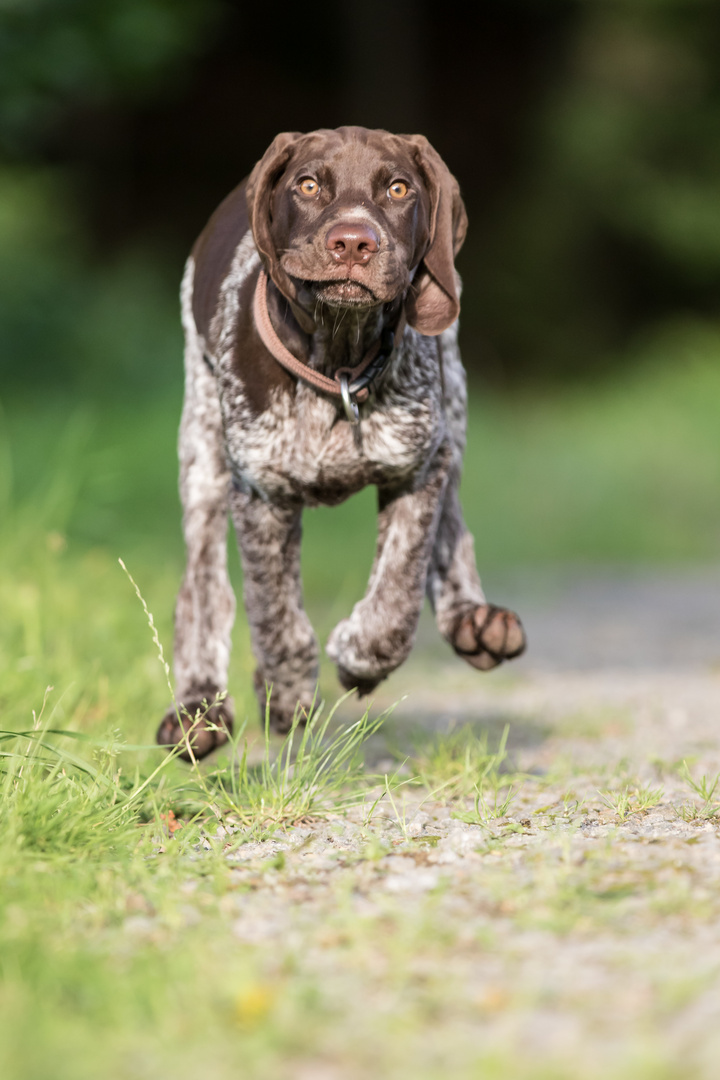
[252, 270, 403, 425]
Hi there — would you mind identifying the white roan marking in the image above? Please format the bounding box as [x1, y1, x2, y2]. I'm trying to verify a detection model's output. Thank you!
[168, 236, 518, 735]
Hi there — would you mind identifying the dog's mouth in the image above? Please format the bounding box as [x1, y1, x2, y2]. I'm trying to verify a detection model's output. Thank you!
[307, 279, 378, 308]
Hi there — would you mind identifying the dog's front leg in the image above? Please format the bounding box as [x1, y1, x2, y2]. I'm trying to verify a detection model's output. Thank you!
[230, 489, 319, 733]
[157, 295, 236, 760]
[326, 443, 452, 694]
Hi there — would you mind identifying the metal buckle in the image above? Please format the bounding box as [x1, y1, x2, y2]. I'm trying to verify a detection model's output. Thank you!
[339, 373, 360, 425]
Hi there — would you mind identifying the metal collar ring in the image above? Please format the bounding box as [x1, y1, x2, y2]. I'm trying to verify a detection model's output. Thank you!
[339, 374, 360, 425]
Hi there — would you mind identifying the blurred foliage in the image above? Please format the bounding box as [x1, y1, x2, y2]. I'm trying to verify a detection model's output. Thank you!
[0, 0, 719, 393]
[466, 0, 720, 381]
[0, 0, 221, 154]
[3, 328, 720, 590]
[0, 0, 219, 393]
[0, 166, 181, 393]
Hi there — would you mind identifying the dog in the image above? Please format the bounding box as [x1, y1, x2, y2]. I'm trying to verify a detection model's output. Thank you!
[156, 126, 526, 759]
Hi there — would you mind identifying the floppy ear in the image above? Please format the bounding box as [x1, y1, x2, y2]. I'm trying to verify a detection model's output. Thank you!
[401, 135, 468, 336]
[246, 132, 313, 325]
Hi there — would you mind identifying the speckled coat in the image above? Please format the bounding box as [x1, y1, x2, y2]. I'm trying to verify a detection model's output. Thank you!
[157, 128, 525, 758]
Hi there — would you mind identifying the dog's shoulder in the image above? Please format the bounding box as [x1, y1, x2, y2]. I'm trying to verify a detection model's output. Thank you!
[191, 180, 253, 342]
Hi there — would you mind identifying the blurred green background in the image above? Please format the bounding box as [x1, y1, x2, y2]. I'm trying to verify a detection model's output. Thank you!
[1, 0, 720, 736]
[2, 10, 720, 1078]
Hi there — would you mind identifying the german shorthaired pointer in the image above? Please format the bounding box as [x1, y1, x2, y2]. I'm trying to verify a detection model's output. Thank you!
[157, 126, 526, 759]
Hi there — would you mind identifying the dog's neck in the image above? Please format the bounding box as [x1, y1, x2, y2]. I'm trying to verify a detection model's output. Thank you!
[266, 279, 402, 376]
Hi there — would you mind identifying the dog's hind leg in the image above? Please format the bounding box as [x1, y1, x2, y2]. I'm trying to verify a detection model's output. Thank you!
[156, 258, 236, 760]
[230, 491, 319, 734]
[425, 328, 526, 671]
[427, 479, 526, 671]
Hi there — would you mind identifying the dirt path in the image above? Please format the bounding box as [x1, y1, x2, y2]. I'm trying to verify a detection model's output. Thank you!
[345, 564, 720, 774]
[199, 568, 720, 1076]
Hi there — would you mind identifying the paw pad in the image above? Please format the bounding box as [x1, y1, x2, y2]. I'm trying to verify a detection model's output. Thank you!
[453, 604, 526, 671]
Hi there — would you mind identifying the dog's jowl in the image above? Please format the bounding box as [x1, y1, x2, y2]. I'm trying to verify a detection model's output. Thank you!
[157, 127, 526, 760]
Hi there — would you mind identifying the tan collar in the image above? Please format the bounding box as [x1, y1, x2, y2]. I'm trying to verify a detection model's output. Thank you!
[252, 270, 404, 424]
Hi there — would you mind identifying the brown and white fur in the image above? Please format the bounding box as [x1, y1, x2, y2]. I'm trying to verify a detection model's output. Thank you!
[157, 127, 526, 759]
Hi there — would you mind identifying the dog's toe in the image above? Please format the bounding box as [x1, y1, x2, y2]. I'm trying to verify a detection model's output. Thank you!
[452, 604, 526, 670]
[336, 664, 384, 697]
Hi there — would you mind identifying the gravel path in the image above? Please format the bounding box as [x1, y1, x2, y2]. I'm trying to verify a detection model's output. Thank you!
[201, 568, 720, 1076]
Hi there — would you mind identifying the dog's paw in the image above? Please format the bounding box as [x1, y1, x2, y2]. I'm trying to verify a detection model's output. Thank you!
[327, 619, 388, 697]
[156, 695, 233, 761]
[451, 604, 526, 671]
[336, 663, 385, 697]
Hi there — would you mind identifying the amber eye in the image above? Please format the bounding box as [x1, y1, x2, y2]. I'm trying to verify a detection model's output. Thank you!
[299, 178, 320, 197]
[388, 180, 409, 200]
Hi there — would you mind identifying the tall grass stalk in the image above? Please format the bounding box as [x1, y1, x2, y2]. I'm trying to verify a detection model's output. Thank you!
[197, 693, 391, 833]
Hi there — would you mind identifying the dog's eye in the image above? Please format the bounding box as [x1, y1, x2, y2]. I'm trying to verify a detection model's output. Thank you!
[388, 181, 409, 200]
[298, 178, 320, 197]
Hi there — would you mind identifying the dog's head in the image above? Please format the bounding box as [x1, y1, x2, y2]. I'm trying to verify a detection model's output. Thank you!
[245, 126, 467, 336]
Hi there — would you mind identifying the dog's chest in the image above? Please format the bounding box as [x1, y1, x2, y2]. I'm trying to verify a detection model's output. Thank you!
[222, 343, 443, 504]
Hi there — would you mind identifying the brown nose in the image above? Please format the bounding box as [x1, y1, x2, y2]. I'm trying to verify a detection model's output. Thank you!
[325, 222, 379, 267]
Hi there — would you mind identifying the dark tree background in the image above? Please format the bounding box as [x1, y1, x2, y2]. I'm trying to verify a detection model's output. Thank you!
[2, 0, 720, 392]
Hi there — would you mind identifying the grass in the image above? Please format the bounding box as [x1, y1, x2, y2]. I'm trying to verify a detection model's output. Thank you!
[677, 763, 720, 823]
[598, 784, 664, 822]
[1, 689, 719, 1079]
[400, 723, 523, 824]
[1, 635, 392, 855]
[0, 686, 402, 1079]
[3, 338, 720, 1078]
[405, 722, 515, 799]
[182, 698, 390, 833]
